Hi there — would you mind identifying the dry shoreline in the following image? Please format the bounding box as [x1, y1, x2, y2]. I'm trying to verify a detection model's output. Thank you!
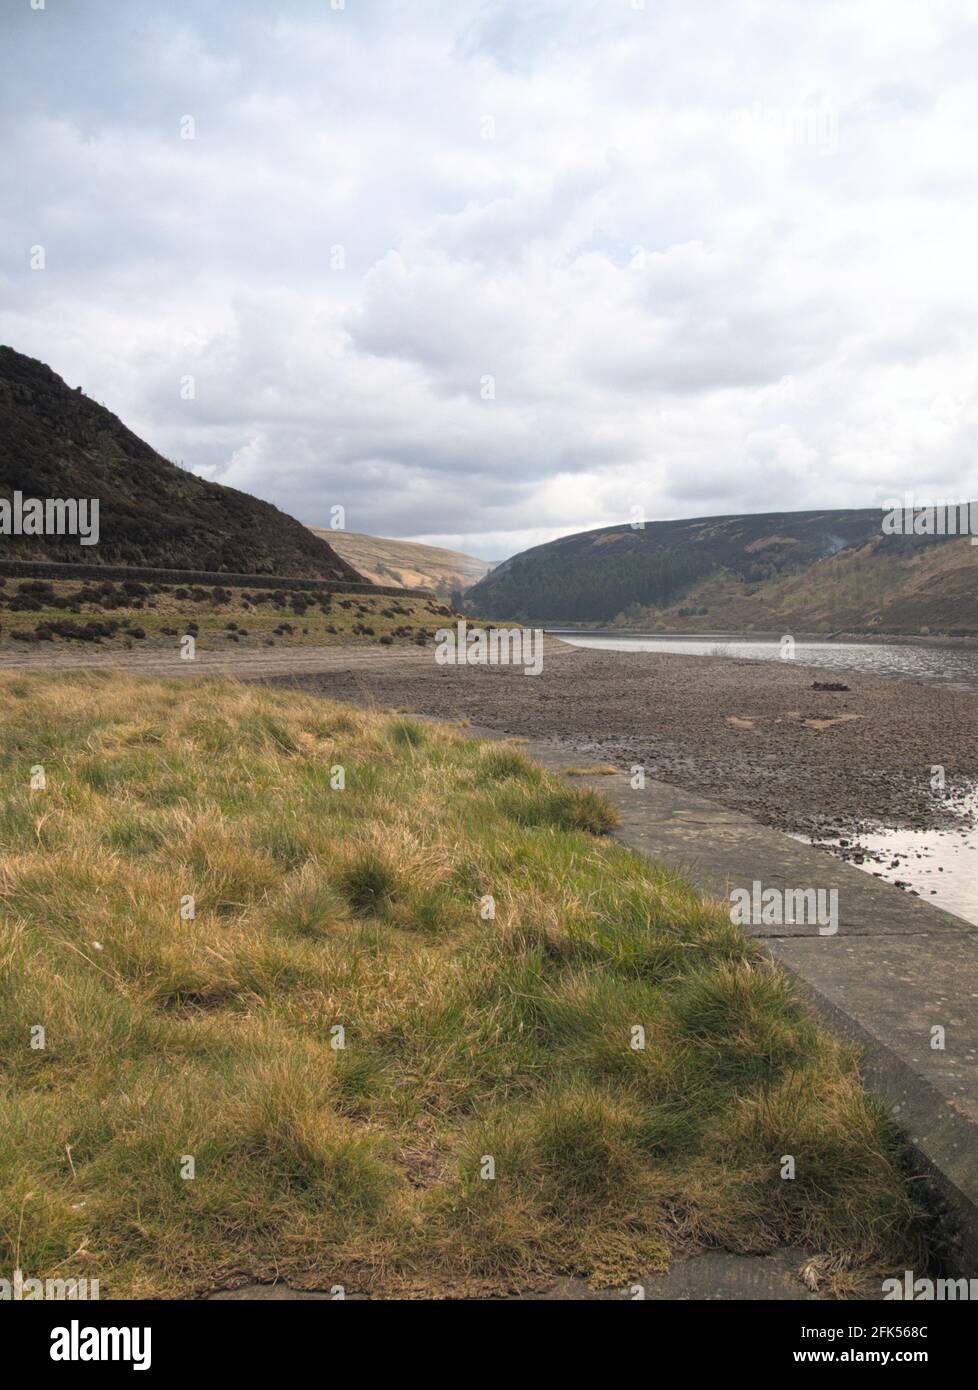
[266, 639, 978, 840]
[3, 633, 977, 839]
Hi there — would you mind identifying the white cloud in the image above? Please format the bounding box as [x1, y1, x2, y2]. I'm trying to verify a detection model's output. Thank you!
[2, 0, 978, 560]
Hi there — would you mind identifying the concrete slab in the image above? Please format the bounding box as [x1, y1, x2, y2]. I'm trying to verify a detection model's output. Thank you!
[771, 934, 978, 1270]
[517, 737, 972, 939]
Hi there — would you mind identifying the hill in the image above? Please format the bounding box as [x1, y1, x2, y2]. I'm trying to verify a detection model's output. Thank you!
[308, 527, 494, 598]
[0, 346, 361, 580]
[464, 508, 978, 635]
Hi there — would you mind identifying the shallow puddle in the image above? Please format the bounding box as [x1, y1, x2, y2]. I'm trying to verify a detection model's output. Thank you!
[805, 797, 978, 928]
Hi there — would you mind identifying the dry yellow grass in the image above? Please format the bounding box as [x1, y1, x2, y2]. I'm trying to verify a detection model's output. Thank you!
[0, 673, 925, 1297]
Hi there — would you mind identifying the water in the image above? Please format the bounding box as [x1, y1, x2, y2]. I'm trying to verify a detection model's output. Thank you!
[805, 823, 978, 928]
[549, 630, 978, 690]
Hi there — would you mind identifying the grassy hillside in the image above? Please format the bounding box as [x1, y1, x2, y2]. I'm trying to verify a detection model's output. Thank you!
[0, 674, 923, 1297]
[309, 528, 494, 599]
[466, 508, 978, 634]
[0, 575, 455, 651]
[0, 346, 360, 580]
[614, 534, 978, 636]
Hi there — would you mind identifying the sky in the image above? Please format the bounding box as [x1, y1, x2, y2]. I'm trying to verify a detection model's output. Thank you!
[2, 0, 978, 562]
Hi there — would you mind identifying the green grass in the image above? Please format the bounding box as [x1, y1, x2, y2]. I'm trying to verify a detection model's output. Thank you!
[0, 673, 925, 1297]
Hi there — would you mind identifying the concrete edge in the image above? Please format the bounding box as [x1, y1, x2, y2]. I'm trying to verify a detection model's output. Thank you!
[766, 957, 977, 1275]
[464, 723, 978, 1277]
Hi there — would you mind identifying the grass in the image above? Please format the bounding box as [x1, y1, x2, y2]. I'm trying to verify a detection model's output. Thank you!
[0, 576, 463, 651]
[0, 673, 926, 1297]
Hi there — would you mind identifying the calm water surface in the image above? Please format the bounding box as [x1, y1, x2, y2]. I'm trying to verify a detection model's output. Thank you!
[549, 631, 978, 691]
[805, 823, 978, 928]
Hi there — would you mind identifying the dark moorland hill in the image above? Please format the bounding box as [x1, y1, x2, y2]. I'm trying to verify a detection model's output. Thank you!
[0, 346, 362, 580]
[465, 507, 978, 635]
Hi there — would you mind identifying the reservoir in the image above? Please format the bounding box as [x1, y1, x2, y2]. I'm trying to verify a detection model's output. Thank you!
[549, 631, 978, 692]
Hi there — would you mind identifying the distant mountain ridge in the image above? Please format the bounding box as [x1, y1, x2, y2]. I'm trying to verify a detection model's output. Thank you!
[0, 346, 361, 580]
[309, 527, 495, 598]
[465, 507, 978, 635]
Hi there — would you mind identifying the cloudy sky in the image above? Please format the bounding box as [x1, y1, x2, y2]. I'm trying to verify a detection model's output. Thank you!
[2, 1, 977, 560]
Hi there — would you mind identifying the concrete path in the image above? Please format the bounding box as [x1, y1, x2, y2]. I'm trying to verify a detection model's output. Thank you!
[0, 640, 438, 678]
[507, 731, 978, 1275]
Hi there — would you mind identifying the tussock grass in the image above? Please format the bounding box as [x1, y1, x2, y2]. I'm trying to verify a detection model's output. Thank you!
[0, 673, 925, 1297]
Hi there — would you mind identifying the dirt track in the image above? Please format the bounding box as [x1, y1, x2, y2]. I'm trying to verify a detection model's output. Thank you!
[0, 640, 418, 680]
[6, 636, 977, 837]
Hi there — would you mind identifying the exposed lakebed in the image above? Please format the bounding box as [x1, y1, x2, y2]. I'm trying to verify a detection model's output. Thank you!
[72, 632, 976, 930]
[551, 631, 978, 927]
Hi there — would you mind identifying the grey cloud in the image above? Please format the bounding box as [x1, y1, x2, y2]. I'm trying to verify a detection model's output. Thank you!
[2, 0, 978, 557]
